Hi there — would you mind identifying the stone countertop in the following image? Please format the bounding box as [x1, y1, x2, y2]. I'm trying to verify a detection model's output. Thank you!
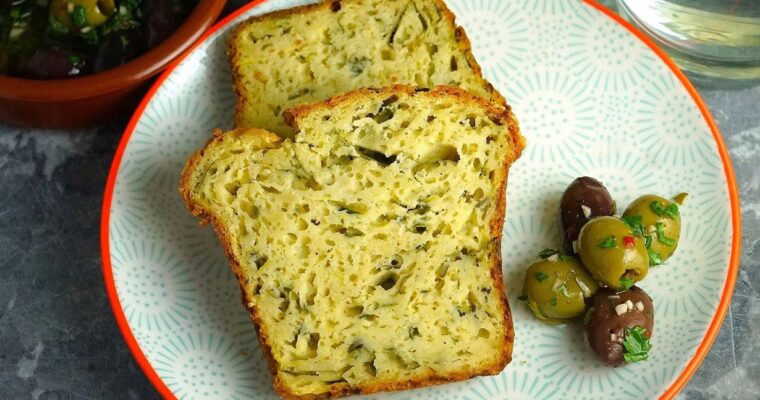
[0, 2, 758, 399]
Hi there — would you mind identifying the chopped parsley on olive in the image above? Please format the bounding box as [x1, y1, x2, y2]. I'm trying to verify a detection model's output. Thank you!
[599, 235, 617, 249]
[622, 215, 646, 237]
[655, 222, 676, 246]
[622, 326, 652, 363]
[648, 248, 663, 266]
[619, 276, 634, 290]
[650, 200, 679, 219]
[538, 248, 559, 259]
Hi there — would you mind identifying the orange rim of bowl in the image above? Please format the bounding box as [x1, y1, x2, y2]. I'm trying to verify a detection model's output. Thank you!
[0, 0, 226, 101]
[100, 1, 742, 399]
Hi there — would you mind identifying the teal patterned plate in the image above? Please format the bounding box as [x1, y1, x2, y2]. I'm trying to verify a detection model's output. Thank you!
[101, 1, 741, 399]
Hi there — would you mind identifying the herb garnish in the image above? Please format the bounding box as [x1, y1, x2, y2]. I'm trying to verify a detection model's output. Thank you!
[622, 326, 652, 363]
[643, 234, 662, 265]
[538, 248, 558, 259]
[654, 222, 676, 246]
[599, 235, 617, 249]
[619, 276, 634, 290]
[535, 272, 549, 282]
[557, 284, 570, 298]
[71, 6, 89, 28]
[650, 201, 679, 219]
[648, 248, 663, 266]
[622, 215, 646, 237]
[558, 254, 573, 262]
[550, 297, 558, 306]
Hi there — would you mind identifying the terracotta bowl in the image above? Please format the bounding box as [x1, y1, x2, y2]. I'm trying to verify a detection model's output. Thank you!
[0, 0, 227, 129]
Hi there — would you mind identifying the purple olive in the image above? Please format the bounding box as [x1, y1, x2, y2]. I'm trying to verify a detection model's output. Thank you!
[144, 0, 185, 49]
[584, 287, 654, 366]
[93, 30, 144, 72]
[18, 48, 86, 79]
[559, 177, 615, 252]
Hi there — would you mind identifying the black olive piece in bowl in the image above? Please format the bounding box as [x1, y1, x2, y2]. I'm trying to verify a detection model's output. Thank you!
[623, 193, 687, 266]
[585, 287, 654, 366]
[520, 249, 598, 324]
[559, 177, 616, 252]
[0, 0, 198, 79]
[577, 216, 649, 290]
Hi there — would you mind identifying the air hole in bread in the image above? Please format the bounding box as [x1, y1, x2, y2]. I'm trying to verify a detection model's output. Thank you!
[408, 327, 420, 339]
[251, 253, 267, 269]
[420, 144, 460, 164]
[346, 305, 364, 317]
[377, 272, 399, 290]
[385, 255, 403, 269]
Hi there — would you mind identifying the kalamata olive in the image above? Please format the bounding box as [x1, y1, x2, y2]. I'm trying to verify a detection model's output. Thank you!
[585, 287, 654, 366]
[623, 194, 685, 265]
[144, 0, 185, 48]
[93, 30, 144, 72]
[521, 251, 599, 323]
[18, 48, 86, 79]
[578, 216, 648, 290]
[559, 177, 616, 251]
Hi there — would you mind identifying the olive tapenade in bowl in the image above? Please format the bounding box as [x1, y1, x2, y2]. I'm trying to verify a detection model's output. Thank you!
[0, 0, 225, 128]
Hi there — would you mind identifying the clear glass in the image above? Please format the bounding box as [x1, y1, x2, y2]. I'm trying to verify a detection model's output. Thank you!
[616, 0, 760, 86]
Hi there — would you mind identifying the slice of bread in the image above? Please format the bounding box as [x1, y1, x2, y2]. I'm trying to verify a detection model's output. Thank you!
[229, 0, 504, 137]
[180, 86, 524, 399]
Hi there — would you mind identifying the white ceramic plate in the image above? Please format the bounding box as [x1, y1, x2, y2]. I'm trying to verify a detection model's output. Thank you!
[102, 1, 741, 399]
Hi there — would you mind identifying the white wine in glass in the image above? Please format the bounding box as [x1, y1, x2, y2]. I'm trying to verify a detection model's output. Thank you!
[616, 0, 760, 84]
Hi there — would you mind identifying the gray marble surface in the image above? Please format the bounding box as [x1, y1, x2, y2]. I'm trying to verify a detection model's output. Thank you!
[0, 2, 758, 400]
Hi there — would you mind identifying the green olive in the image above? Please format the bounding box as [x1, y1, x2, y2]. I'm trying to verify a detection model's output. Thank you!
[623, 194, 682, 264]
[50, 0, 116, 30]
[521, 254, 599, 323]
[578, 216, 648, 290]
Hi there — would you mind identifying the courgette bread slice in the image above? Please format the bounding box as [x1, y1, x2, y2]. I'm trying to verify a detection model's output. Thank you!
[180, 86, 524, 399]
[228, 0, 506, 137]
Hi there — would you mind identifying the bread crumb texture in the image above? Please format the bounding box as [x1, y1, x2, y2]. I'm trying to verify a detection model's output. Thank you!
[230, 0, 504, 137]
[182, 87, 520, 398]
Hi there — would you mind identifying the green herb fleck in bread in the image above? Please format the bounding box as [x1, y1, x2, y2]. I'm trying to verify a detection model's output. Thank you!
[228, 0, 505, 137]
[180, 86, 524, 399]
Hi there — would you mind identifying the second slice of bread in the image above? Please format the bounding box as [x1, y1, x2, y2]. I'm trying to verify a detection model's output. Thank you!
[181, 86, 523, 399]
[229, 0, 505, 137]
